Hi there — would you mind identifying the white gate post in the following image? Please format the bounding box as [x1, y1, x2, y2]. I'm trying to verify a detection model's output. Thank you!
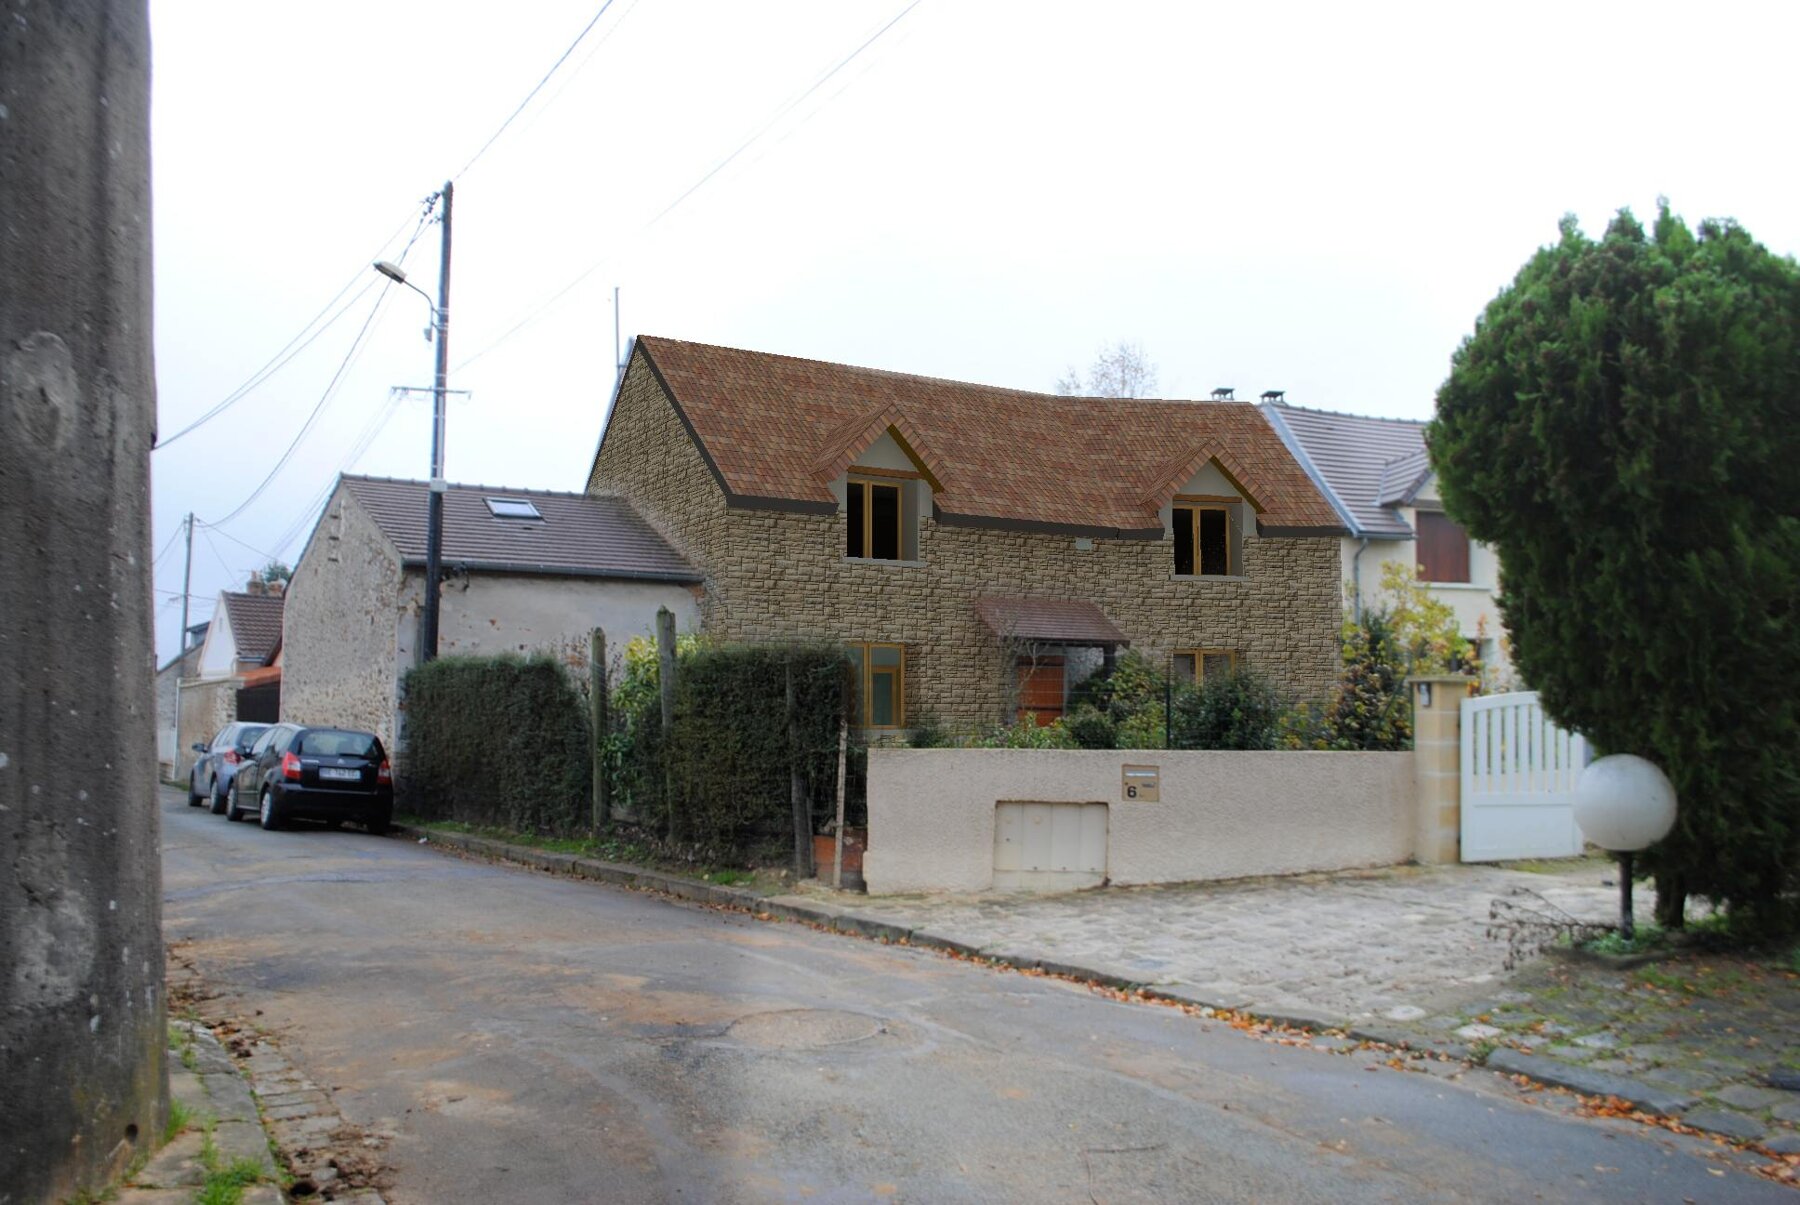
[1410, 675, 1476, 864]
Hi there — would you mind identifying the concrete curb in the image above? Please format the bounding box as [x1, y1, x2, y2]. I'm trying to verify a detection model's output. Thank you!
[1485, 1048, 1700, 1117]
[391, 824, 1379, 1037]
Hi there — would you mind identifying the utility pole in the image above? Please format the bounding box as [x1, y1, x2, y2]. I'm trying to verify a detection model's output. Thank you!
[421, 181, 453, 663]
[178, 512, 194, 653]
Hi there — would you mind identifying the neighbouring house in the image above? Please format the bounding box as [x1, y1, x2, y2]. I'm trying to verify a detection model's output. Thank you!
[586, 336, 1348, 735]
[1259, 400, 1512, 681]
[155, 621, 208, 780]
[176, 583, 285, 780]
[281, 475, 702, 749]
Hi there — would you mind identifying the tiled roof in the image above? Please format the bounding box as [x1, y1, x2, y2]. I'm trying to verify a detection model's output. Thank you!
[340, 476, 700, 582]
[220, 592, 285, 663]
[629, 336, 1344, 536]
[1260, 403, 1429, 538]
[975, 597, 1130, 646]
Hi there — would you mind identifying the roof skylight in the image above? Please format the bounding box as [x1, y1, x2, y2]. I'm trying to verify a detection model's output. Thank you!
[485, 497, 543, 520]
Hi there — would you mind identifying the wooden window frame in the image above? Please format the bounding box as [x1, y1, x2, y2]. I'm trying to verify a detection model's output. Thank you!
[847, 475, 907, 562]
[1172, 496, 1238, 577]
[1173, 648, 1237, 683]
[851, 642, 906, 729]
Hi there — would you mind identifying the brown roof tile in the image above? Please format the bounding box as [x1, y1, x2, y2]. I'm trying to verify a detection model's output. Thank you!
[630, 337, 1344, 535]
[220, 592, 285, 663]
[975, 597, 1129, 646]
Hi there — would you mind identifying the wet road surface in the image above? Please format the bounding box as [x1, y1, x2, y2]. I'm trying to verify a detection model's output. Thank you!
[160, 786, 1785, 1203]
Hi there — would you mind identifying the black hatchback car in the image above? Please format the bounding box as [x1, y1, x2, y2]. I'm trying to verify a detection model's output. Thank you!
[229, 723, 393, 833]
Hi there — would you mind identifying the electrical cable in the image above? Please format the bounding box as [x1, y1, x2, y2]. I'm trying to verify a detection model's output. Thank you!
[203, 282, 395, 530]
[197, 522, 279, 565]
[453, 0, 620, 181]
[153, 205, 429, 448]
[452, 0, 926, 373]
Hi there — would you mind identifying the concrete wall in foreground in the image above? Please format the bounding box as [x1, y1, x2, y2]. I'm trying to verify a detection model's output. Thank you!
[863, 748, 1414, 895]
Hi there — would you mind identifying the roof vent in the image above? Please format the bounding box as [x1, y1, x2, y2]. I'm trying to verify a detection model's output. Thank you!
[485, 497, 543, 521]
[1210, 387, 1234, 401]
[1261, 390, 1285, 404]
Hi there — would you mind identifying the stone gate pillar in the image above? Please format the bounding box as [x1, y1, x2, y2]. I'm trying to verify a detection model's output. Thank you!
[1409, 675, 1474, 865]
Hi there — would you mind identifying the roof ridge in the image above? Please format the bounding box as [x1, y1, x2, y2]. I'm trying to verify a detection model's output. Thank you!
[639, 334, 1254, 409]
[343, 473, 604, 501]
[1271, 400, 1429, 427]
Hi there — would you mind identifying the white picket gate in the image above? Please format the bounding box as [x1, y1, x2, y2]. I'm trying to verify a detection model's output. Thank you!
[1459, 691, 1590, 862]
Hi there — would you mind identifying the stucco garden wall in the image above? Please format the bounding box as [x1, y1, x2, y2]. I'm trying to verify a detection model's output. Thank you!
[590, 361, 1342, 732]
[863, 748, 1415, 895]
[175, 677, 237, 782]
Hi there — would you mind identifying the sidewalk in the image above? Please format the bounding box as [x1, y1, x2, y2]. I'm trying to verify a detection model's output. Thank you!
[813, 860, 1619, 1023]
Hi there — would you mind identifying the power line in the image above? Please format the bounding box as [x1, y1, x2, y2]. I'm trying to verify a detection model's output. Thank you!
[153, 205, 429, 449]
[197, 522, 278, 565]
[454, 0, 621, 181]
[265, 384, 408, 560]
[204, 282, 396, 529]
[452, 0, 926, 373]
[150, 523, 184, 568]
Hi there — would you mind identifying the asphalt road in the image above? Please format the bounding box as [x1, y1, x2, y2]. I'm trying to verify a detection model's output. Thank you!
[159, 786, 1785, 1203]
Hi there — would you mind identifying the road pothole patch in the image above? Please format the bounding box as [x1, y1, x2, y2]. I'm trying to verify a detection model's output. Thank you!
[724, 1008, 888, 1050]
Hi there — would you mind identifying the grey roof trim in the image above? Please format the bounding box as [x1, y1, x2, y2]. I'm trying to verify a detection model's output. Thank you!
[1257, 523, 1355, 538]
[1260, 403, 1361, 535]
[401, 557, 702, 584]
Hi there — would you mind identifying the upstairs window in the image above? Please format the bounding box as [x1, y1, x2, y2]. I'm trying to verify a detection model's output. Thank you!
[1173, 502, 1235, 576]
[1416, 511, 1471, 583]
[846, 477, 903, 560]
[848, 642, 905, 728]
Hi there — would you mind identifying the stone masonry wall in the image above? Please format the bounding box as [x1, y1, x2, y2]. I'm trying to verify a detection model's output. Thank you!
[282, 484, 405, 747]
[589, 360, 1341, 732]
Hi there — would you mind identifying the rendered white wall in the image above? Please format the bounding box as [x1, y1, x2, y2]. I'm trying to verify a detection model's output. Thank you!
[863, 748, 1414, 895]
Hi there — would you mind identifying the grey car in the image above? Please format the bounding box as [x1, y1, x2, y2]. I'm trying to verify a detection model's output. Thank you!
[186, 721, 270, 815]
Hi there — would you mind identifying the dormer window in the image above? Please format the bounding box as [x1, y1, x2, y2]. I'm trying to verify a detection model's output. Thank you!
[846, 476, 903, 560]
[486, 497, 542, 521]
[1173, 498, 1238, 576]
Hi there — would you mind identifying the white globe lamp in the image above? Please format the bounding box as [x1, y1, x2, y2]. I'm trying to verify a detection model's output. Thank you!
[1573, 754, 1678, 938]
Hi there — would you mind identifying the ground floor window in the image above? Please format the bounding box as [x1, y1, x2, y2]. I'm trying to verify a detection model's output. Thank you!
[1172, 648, 1236, 683]
[1015, 654, 1066, 725]
[849, 642, 905, 728]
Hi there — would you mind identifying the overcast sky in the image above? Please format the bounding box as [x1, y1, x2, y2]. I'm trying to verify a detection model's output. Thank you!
[147, 0, 1800, 662]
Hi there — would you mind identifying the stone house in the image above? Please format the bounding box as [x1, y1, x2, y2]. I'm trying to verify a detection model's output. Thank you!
[281, 475, 701, 749]
[176, 585, 284, 780]
[586, 336, 1348, 735]
[1260, 401, 1512, 682]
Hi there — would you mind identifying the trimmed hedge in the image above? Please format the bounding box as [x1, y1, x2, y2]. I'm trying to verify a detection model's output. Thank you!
[399, 654, 591, 834]
[614, 640, 855, 860]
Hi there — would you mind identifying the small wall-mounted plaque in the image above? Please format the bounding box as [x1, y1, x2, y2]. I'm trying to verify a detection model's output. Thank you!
[1121, 764, 1160, 802]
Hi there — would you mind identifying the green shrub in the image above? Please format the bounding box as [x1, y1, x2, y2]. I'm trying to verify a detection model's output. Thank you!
[1169, 668, 1287, 750]
[400, 654, 591, 835]
[608, 637, 854, 860]
[1063, 703, 1118, 749]
[905, 711, 952, 748]
[974, 716, 1078, 748]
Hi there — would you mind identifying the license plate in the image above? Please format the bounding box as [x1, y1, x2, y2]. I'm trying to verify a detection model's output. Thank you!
[319, 767, 361, 781]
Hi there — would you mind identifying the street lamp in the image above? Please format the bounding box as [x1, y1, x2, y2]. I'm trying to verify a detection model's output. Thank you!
[372, 181, 453, 664]
[1572, 754, 1678, 940]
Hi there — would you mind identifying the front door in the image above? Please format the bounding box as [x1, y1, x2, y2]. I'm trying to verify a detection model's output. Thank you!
[1015, 655, 1065, 726]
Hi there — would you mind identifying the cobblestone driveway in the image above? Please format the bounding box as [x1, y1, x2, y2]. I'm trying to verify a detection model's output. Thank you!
[827, 860, 1619, 1021]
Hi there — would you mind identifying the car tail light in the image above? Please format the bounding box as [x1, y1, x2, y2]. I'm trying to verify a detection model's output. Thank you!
[376, 759, 392, 785]
[223, 750, 241, 766]
[281, 752, 302, 781]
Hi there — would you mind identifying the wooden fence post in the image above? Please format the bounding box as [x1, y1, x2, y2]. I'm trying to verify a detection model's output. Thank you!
[589, 627, 609, 830]
[657, 607, 677, 841]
